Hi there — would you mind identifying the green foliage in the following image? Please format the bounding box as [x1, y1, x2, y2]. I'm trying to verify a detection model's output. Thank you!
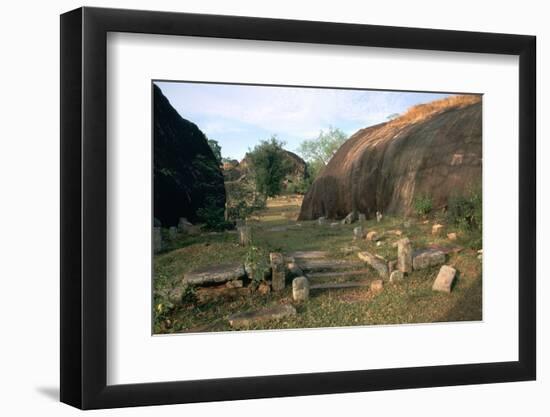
[297, 127, 348, 179]
[413, 195, 433, 216]
[447, 188, 482, 233]
[386, 112, 400, 121]
[197, 197, 232, 231]
[207, 138, 222, 164]
[244, 245, 269, 283]
[247, 136, 292, 198]
[286, 176, 313, 195]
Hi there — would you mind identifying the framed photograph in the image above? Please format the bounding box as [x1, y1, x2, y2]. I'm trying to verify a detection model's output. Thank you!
[60, 6, 536, 409]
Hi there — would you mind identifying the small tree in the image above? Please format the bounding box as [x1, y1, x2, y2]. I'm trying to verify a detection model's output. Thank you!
[207, 138, 222, 165]
[247, 136, 292, 198]
[297, 127, 348, 179]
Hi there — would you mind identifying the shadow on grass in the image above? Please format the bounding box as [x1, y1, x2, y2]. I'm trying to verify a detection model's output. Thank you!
[436, 276, 482, 323]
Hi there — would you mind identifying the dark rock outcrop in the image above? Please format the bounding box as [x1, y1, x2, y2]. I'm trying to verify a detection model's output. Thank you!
[298, 95, 482, 220]
[154, 85, 226, 226]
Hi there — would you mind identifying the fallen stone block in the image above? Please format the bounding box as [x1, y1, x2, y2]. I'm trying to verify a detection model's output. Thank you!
[292, 277, 310, 302]
[228, 304, 297, 328]
[447, 232, 458, 241]
[412, 249, 446, 270]
[184, 263, 246, 285]
[432, 265, 457, 293]
[357, 251, 389, 279]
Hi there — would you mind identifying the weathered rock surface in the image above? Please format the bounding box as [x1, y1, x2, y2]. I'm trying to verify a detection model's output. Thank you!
[292, 277, 310, 302]
[154, 85, 226, 226]
[298, 96, 482, 220]
[228, 304, 297, 328]
[357, 251, 389, 279]
[184, 263, 246, 285]
[412, 249, 446, 270]
[432, 265, 457, 292]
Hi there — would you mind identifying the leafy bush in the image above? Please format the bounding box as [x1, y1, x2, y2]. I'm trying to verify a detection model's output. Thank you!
[447, 188, 482, 233]
[286, 177, 313, 195]
[244, 245, 269, 283]
[413, 195, 433, 216]
[197, 197, 233, 231]
[247, 136, 292, 198]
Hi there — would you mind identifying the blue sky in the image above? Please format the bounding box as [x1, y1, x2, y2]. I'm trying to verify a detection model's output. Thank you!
[155, 81, 453, 161]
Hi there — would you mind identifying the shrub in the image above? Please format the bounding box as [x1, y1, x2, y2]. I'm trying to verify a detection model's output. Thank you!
[413, 195, 433, 216]
[286, 177, 312, 195]
[447, 188, 482, 233]
[244, 245, 269, 283]
[197, 197, 233, 231]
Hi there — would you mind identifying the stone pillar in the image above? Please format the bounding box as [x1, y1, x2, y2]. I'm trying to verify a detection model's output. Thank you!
[292, 277, 310, 302]
[168, 226, 178, 240]
[153, 227, 162, 253]
[270, 252, 285, 292]
[353, 226, 363, 240]
[397, 237, 412, 274]
[238, 226, 251, 246]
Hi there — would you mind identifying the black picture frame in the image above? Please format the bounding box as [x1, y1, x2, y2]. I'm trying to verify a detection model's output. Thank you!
[60, 6, 536, 410]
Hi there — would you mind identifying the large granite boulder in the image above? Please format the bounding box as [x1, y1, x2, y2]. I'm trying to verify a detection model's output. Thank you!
[154, 84, 226, 226]
[298, 96, 482, 220]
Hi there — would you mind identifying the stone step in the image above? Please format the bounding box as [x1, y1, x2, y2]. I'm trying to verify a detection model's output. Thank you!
[305, 269, 373, 282]
[297, 259, 364, 272]
[310, 281, 371, 290]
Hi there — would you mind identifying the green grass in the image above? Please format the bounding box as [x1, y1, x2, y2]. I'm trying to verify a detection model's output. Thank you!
[154, 195, 482, 334]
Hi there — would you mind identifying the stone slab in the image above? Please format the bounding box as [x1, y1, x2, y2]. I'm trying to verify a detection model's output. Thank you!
[432, 265, 457, 292]
[184, 263, 246, 285]
[228, 304, 297, 328]
[412, 249, 446, 270]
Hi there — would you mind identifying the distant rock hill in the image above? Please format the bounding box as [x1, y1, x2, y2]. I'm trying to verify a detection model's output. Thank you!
[298, 95, 482, 220]
[154, 85, 226, 226]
